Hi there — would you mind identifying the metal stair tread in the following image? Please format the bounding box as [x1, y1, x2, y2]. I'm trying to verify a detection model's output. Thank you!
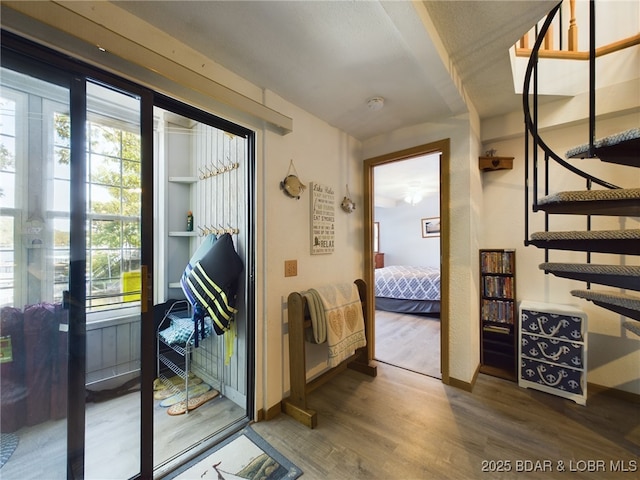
[571, 289, 640, 311]
[538, 188, 640, 205]
[622, 321, 640, 336]
[530, 229, 640, 241]
[566, 127, 640, 158]
[540, 262, 640, 277]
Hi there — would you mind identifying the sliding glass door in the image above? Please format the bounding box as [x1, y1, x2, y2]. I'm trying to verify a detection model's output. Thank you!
[1, 60, 73, 480]
[83, 81, 144, 479]
[1, 32, 255, 479]
[1, 45, 148, 479]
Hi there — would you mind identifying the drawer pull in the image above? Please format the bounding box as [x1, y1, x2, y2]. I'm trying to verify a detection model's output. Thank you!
[538, 342, 570, 361]
[537, 316, 569, 337]
[537, 365, 568, 386]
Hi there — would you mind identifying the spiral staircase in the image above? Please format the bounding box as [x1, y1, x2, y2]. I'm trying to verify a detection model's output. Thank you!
[522, 1, 640, 335]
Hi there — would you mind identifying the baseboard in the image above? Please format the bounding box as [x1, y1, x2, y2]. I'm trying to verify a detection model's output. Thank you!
[447, 364, 479, 392]
[588, 382, 640, 404]
[256, 401, 283, 422]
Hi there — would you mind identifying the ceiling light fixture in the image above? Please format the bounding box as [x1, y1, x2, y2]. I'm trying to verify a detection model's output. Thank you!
[404, 193, 423, 206]
[367, 96, 385, 111]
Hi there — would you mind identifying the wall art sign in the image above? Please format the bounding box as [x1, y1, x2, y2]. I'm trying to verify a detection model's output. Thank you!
[310, 182, 335, 254]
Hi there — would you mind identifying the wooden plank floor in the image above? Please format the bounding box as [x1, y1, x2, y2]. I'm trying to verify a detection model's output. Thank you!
[374, 310, 440, 378]
[1, 390, 245, 479]
[253, 363, 639, 479]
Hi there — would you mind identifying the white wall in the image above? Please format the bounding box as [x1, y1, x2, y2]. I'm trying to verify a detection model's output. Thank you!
[481, 112, 640, 395]
[375, 200, 440, 267]
[258, 90, 365, 410]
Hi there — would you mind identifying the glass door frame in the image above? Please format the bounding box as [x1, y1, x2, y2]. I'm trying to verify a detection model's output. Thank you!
[1, 31, 155, 479]
[2, 30, 257, 479]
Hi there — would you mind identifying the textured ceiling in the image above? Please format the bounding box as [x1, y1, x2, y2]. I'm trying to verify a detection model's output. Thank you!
[114, 0, 556, 141]
[111, 0, 555, 204]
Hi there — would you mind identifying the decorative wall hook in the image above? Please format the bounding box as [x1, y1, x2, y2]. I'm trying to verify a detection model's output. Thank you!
[341, 184, 356, 213]
[280, 159, 306, 199]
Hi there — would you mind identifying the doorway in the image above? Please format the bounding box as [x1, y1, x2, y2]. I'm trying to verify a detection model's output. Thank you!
[373, 153, 441, 378]
[363, 140, 450, 383]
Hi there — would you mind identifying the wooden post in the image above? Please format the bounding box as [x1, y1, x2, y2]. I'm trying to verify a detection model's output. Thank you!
[281, 291, 318, 428]
[544, 25, 554, 51]
[519, 34, 529, 49]
[568, 0, 578, 51]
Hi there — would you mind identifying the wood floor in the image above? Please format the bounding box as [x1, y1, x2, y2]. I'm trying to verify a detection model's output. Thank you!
[3, 363, 637, 479]
[374, 310, 441, 378]
[253, 363, 639, 480]
[1, 389, 245, 479]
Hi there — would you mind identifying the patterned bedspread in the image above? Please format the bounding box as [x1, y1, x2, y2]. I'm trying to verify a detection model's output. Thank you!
[375, 265, 440, 301]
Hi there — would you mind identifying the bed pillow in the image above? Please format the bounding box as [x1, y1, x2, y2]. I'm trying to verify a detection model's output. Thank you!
[181, 233, 243, 335]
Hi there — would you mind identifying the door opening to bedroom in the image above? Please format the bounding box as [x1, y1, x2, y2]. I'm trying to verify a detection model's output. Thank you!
[366, 142, 447, 380]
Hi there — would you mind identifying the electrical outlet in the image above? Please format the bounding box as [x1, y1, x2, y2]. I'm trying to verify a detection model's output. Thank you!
[284, 260, 297, 277]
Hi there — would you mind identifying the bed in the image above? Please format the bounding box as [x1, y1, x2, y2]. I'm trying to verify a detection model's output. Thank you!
[374, 265, 440, 314]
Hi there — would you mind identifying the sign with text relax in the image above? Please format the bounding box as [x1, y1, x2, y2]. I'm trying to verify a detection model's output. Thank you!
[310, 182, 335, 255]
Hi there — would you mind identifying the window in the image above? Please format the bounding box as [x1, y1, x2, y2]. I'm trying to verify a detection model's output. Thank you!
[0, 71, 142, 314]
[53, 111, 142, 312]
[0, 95, 18, 307]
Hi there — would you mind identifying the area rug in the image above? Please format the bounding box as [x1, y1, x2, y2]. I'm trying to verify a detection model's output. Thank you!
[0, 432, 19, 469]
[172, 426, 302, 480]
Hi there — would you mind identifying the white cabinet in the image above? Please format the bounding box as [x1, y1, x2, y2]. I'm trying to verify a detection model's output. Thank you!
[518, 300, 587, 405]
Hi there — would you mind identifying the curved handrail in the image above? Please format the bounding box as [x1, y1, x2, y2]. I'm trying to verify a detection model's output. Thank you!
[522, 1, 620, 190]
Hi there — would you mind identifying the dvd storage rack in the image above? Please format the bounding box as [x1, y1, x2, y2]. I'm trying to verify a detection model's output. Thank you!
[479, 249, 517, 380]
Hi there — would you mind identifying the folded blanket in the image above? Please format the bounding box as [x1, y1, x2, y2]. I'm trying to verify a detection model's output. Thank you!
[302, 289, 326, 344]
[309, 283, 367, 368]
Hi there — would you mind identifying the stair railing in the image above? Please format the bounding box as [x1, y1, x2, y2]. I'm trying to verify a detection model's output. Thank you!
[522, 0, 621, 253]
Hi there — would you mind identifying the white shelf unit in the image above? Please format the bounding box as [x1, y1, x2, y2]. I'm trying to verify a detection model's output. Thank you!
[154, 111, 248, 409]
[518, 300, 587, 405]
[163, 115, 199, 299]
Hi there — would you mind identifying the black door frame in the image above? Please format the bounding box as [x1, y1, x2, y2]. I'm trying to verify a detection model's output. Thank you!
[1, 32, 156, 478]
[2, 30, 257, 479]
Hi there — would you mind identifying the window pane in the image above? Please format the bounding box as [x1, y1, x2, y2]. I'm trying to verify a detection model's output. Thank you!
[0, 216, 14, 307]
[123, 187, 141, 216]
[122, 220, 140, 249]
[90, 152, 121, 185]
[54, 147, 70, 180]
[90, 123, 121, 157]
[122, 134, 140, 162]
[53, 112, 70, 147]
[53, 178, 70, 212]
[0, 97, 16, 138]
[0, 171, 16, 208]
[91, 219, 121, 249]
[0, 136, 16, 172]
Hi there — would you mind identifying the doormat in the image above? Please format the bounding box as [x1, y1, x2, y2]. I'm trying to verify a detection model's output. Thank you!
[171, 426, 302, 480]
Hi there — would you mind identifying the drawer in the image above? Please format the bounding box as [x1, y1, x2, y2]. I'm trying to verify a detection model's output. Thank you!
[520, 357, 584, 395]
[521, 308, 584, 341]
[521, 333, 584, 368]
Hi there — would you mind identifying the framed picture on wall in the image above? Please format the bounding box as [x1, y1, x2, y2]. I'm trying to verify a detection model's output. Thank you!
[421, 217, 440, 238]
